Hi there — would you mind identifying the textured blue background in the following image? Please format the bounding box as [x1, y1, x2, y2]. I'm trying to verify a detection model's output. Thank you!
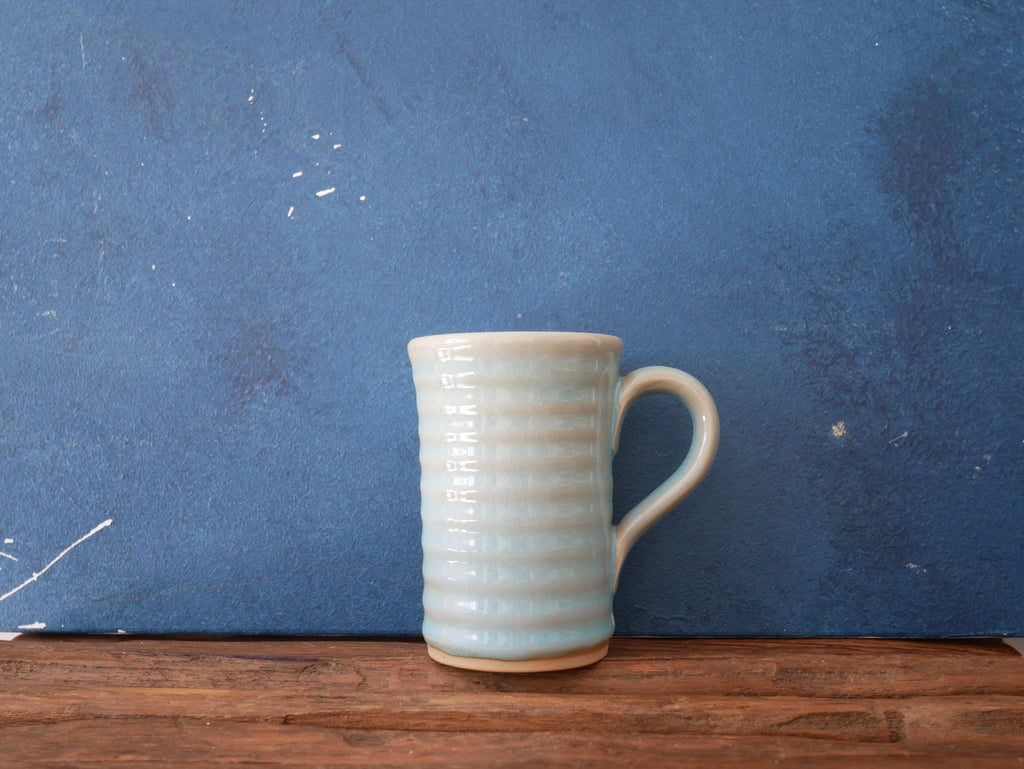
[1, 1, 1021, 636]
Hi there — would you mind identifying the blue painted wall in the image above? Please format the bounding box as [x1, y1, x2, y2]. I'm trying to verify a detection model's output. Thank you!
[1, 1, 1021, 636]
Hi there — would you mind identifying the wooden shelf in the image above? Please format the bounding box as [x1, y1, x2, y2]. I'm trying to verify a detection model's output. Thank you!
[2, 636, 1022, 766]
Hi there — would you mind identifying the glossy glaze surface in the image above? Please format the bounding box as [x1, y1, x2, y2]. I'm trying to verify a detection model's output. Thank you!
[409, 332, 718, 667]
[411, 333, 620, 661]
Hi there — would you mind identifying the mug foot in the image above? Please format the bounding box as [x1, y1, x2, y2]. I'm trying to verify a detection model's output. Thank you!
[426, 642, 609, 673]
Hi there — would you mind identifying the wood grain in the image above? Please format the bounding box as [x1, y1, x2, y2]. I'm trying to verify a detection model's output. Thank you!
[2, 637, 1022, 767]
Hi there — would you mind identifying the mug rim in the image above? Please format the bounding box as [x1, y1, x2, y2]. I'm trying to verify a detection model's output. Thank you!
[408, 331, 623, 352]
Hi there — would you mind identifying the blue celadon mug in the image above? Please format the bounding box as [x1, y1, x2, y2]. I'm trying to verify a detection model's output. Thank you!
[408, 332, 719, 672]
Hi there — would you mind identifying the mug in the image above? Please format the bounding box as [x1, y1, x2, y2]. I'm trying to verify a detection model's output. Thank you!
[408, 332, 719, 672]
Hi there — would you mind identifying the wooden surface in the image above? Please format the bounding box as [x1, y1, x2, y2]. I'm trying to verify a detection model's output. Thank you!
[2, 636, 1023, 767]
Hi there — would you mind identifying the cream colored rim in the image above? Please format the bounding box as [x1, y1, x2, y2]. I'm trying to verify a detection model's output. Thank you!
[426, 642, 609, 673]
[408, 331, 622, 354]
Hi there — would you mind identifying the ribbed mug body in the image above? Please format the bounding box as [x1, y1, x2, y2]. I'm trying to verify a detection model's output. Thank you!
[409, 332, 622, 662]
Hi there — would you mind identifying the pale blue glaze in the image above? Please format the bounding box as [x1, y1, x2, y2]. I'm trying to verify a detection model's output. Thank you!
[411, 332, 620, 661]
[409, 332, 719, 664]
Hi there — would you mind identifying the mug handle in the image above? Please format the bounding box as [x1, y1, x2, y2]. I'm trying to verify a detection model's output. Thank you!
[611, 366, 720, 590]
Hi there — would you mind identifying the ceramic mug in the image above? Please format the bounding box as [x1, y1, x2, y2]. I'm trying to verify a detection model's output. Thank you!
[408, 332, 719, 672]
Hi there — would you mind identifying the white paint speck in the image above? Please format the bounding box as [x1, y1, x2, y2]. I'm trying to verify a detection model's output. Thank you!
[287, 206, 295, 218]
[831, 421, 846, 439]
[312, 133, 321, 140]
[359, 195, 366, 202]
[316, 187, 335, 197]
[888, 431, 909, 446]
[292, 171, 303, 178]
[3, 539, 13, 545]
[333, 143, 341, 149]
[151, 264, 156, 270]
[17, 622, 46, 631]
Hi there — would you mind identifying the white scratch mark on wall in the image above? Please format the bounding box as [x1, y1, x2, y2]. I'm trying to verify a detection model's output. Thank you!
[0, 551, 17, 562]
[0, 519, 113, 603]
[889, 431, 909, 446]
[315, 187, 335, 197]
[17, 622, 46, 630]
[287, 206, 295, 218]
[79, 33, 86, 69]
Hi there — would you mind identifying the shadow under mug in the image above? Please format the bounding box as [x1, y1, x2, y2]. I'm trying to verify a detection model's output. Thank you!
[408, 332, 719, 672]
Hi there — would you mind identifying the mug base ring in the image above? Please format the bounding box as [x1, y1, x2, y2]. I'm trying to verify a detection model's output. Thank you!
[426, 642, 609, 673]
